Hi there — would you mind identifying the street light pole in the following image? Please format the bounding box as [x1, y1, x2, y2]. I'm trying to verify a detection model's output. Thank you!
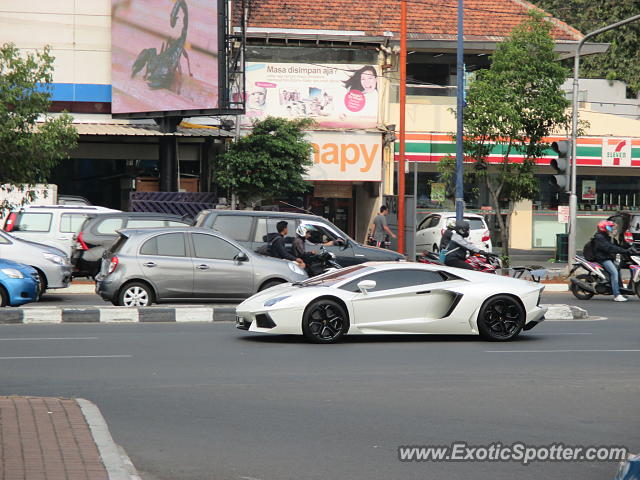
[569, 13, 640, 266]
[397, 0, 407, 254]
[455, 0, 464, 221]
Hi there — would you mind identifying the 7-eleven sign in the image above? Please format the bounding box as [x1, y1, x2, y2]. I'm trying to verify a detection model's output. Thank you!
[603, 138, 632, 167]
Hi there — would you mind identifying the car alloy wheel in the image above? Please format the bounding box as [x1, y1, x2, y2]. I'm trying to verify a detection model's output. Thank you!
[119, 283, 153, 307]
[302, 299, 348, 344]
[478, 295, 525, 341]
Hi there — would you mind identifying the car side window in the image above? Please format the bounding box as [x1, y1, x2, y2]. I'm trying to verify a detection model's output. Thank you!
[60, 213, 88, 233]
[212, 215, 253, 242]
[11, 213, 52, 232]
[0, 233, 10, 244]
[254, 218, 297, 243]
[167, 220, 189, 226]
[340, 269, 446, 292]
[418, 215, 433, 230]
[126, 219, 166, 228]
[192, 233, 240, 261]
[96, 218, 124, 234]
[430, 215, 441, 228]
[307, 224, 338, 244]
[140, 233, 186, 257]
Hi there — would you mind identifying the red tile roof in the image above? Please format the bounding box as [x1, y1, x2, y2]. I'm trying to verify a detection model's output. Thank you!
[242, 0, 582, 42]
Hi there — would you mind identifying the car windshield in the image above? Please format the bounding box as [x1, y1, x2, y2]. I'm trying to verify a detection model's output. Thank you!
[445, 216, 486, 230]
[298, 265, 374, 287]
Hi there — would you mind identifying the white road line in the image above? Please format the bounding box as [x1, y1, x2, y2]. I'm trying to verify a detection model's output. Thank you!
[486, 349, 640, 353]
[542, 333, 593, 335]
[0, 355, 132, 360]
[0, 337, 99, 341]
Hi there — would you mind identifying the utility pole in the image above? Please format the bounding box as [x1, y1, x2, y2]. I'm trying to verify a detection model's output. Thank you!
[569, 13, 640, 266]
[455, 0, 464, 221]
[397, 0, 407, 254]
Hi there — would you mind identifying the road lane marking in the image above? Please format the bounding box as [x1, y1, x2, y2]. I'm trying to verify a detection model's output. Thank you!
[0, 355, 132, 360]
[541, 333, 593, 335]
[0, 337, 99, 341]
[486, 349, 640, 353]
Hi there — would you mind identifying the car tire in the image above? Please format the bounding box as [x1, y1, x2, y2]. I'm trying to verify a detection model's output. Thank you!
[302, 299, 349, 344]
[258, 279, 286, 292]
[117, 282, 154, 307]
[634, 280, 640, 300]
[35, 270, 47, 297]
[570, 274, 595, 300]
[0, 286, 8, 307]
[477, 295, 525, 341]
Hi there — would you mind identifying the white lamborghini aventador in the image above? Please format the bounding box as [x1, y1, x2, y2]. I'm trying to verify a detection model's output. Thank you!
[235, 262, 547, 343]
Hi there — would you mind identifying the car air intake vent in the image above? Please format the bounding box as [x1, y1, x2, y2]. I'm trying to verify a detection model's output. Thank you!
[255, 313, 276, 329]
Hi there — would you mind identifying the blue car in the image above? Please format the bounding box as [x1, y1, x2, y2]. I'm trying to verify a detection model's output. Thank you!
[0, 258, 39, 307]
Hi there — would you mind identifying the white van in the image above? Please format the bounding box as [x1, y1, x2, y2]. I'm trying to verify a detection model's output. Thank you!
[4, 205, 119, 257]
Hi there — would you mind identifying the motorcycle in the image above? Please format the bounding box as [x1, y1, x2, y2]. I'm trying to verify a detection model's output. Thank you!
[569, 249, 640, 300]
[304, 246, 342, 277]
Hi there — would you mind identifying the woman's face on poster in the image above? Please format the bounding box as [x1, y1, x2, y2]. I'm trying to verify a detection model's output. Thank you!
[360, 70, 377, 92]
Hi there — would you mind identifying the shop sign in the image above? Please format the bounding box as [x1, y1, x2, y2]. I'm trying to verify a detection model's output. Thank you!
[602, 138, 632, 167]
[558, 205, 570, 224]
[305, 132, 382, 182]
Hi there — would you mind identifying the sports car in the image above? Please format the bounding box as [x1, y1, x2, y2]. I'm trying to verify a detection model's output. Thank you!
[235, 262, 547, 343]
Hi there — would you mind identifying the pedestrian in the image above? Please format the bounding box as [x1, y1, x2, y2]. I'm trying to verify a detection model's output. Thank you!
[372, 205, 396, 249]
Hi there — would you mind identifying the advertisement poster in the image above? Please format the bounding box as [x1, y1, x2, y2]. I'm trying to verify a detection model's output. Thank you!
[243, 63, 379, 129]
[304, 132, 382, 182]
[558, 205, 570, 224]
[111, 0, 219, 115]
[431, 183, 445, 203]
[582, 180, 596, 200]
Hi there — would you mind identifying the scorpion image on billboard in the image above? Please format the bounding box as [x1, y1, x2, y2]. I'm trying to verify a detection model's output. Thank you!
[111, 0, 219, 115]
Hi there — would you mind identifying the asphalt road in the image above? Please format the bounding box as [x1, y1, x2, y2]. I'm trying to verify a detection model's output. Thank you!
[0, 292, 638, 480]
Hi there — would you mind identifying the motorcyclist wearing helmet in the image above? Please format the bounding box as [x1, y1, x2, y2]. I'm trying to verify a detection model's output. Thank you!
[593, 220, 629, 302]
[444, 220, 495, 270]
[292, 224, 336, 260]
[438, 218, 457, 263]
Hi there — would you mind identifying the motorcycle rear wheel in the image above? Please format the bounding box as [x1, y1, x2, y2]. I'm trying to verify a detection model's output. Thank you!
[570, 274, 595, 300]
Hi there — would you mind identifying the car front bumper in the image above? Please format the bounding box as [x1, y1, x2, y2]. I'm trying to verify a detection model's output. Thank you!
[524, 305, 547, 331]
[43, 264, 73, 289]
[2, 277, 39, 306]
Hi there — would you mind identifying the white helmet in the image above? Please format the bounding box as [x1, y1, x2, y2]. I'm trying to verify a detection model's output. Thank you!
[296, 224, 312, 237]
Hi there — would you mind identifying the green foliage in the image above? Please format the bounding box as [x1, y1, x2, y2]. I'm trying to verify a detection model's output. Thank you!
[441, 13, 570, 261]
[0, 43, 78, 212]
[532, 0, 640, 96]
[217, 117, 316, 205]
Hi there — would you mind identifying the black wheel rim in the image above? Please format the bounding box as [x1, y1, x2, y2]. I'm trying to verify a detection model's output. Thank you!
[483, 300, 521, 338]
[308, 304, 344, 341]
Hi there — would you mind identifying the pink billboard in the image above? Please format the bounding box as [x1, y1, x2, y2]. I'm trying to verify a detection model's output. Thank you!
[111, 0, 220, 115]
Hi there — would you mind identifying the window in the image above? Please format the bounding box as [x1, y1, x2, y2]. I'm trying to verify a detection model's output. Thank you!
[418, 215, 434, 230]
[446, 217, 486, 230]
[10, 213, 52, 232]
[192, 233, 240, 260]
[340, 269, 445, 292]
[0, 233, 10, 244]
[140, 233, 186, 257]
[307, 224, 338, 244]
[96, 218, 124, 235]
[60, 213, 88, 233]
[167, 220, 189, 227]
[254, 218, 298, 242]
[213, 215, 253, 242]
[126, 219, 166, 228]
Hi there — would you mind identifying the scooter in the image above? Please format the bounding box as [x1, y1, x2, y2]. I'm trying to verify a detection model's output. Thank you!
[305, 246, 342, 277]
[569, 250, 640, 300]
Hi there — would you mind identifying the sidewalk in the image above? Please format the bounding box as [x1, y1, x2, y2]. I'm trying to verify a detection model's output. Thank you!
[0, 396, 138, 480]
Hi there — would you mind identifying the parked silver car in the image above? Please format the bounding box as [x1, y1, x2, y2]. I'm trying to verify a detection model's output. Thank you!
[0, 230, 72, 294]
[95, 227, 308, 306]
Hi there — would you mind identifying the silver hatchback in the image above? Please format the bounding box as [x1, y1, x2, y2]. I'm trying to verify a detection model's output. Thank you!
[95, 227, 308, 306]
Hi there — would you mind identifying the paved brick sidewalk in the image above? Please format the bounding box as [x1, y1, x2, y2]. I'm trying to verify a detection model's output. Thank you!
[0, 397, 108, 480]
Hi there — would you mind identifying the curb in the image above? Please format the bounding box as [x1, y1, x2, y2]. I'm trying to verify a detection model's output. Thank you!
[0, 306, 237, 324]
[77, 398, 140, 480]
[541, 304, 589, 320]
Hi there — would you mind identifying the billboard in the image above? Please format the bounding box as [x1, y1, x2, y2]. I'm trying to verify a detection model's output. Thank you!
[243, 63, 380, 129]
[111, 0, 224, 117]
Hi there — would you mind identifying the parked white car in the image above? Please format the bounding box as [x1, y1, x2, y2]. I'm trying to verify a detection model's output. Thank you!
[4, 205, 118, 258]
[415, 212, 492, 254]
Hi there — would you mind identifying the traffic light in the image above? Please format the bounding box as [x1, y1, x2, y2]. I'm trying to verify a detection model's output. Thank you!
[550, 140, 571, 192]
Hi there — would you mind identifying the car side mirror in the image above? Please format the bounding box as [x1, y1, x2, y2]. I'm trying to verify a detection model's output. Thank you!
[357, 279, 376, 294]
[235, 252, 249, 262]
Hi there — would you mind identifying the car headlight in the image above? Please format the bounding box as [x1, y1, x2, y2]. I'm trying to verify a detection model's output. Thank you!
[264, 295, 291, 307]
[1, 268, 24, 279]
[43, 253, 65, 265]
[288, 262, 305, 276]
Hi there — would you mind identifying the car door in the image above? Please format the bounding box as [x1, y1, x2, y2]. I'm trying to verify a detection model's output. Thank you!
[415, 215, 434, 251]
[343, 269, 466, 333]
[137, 232, 194, 299]
[190, 232, 254, 298]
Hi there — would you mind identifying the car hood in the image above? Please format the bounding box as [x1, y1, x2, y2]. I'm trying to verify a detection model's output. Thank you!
[0, 258, 37, 275]
[13, 237, 67, 257]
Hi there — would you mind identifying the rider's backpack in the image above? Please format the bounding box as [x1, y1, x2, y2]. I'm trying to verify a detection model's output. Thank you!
[582, 238, 596, 261]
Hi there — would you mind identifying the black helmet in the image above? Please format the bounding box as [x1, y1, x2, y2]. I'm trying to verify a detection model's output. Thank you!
[455, 220, 470, 237]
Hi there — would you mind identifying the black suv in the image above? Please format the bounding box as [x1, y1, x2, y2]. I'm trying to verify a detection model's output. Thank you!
[193, 210, 405, 266]
[72, 212, 192, 277]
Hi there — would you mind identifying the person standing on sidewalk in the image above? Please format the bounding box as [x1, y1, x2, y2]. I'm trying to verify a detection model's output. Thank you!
[372, 205, 396, 249]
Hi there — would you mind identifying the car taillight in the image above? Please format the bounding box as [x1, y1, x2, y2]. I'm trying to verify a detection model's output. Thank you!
[76, 231, 89, 250]
[624, 230, 633, 244]
[107, 256, 119, 274]
[481, 230, 490, 242]
[4, 213, 17, 232]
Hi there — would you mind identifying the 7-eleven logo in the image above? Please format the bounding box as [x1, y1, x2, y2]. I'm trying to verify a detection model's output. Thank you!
[603, 138, 632, 167]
